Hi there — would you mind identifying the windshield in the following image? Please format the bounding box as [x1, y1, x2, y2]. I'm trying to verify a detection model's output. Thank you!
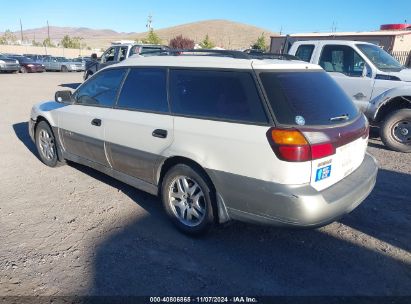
[357, 44, 403, 71]
[259, 71, 359, 126]
[18, 56, 35, 63]
[56, 57, 67, 62]
[0, 54, 9, 60]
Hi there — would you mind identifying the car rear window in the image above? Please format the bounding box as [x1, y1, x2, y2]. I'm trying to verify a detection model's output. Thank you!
[169, 69, 268, 124]
[259, 71, 359, 126]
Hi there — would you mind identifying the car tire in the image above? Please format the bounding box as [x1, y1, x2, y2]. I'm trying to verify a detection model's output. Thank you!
[161, 164, 216, 235]
[380, 109, 411, 153]
[20, 66, 27, 73]
[35, 121, 59, 167]
[61, 66, 68, 72]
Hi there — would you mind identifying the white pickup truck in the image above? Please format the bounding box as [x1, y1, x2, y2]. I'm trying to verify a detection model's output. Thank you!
[289, 40, 411, 152]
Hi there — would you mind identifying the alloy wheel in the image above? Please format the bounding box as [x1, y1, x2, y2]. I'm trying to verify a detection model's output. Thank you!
[38, 129, 55, 160]
[168, 176, 206, 227]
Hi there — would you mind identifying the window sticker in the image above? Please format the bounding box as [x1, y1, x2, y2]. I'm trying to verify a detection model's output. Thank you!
[295, 115, 306, 126]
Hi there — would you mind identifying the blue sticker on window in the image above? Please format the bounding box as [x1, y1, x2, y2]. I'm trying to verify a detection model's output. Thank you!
[315, 165, 332, 182]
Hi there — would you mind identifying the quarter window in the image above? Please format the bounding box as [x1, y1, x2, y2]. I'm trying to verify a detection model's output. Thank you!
[295, 45, 314, 62]
[117, 68, 168, 112]
[319, 45, 366, 77]
[74, 69, 126, 107]
[169, 69, 268, 124]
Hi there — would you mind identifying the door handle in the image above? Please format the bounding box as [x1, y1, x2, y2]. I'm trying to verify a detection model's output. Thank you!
[91, 118, 102, 126]
[152, 129, 168, 138]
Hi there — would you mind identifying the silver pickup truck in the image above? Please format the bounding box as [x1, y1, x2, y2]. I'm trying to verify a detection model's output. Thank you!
[289, 40, 411, 152]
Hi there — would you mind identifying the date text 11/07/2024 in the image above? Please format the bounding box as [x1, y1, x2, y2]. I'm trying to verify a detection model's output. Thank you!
[149, 297, 258, 303]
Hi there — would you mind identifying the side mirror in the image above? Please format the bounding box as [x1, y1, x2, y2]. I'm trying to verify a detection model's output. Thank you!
[55, 90, 73, 103]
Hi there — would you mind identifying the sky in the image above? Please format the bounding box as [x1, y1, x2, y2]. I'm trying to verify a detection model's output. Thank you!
[1, 0, 410, 34]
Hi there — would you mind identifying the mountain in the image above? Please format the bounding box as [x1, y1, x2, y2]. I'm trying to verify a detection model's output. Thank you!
[130, 19, 277, 49]
[4, 20, 276, 50]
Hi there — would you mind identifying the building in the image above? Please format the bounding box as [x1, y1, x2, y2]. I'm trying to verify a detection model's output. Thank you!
[270, 24, 411, 66]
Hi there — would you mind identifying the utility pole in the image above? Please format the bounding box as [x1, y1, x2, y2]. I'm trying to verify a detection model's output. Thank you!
[47, 20, 50, 41]
[146, 14, 153, 31]
[20, 19, 23, 43]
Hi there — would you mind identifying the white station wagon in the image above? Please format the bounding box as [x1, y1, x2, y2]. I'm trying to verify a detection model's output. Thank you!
[29, 51, 378, 235]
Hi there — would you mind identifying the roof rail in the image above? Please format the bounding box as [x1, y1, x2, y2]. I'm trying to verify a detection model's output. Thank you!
[138, 49, 300, 61]
[140, 49, 250, 59]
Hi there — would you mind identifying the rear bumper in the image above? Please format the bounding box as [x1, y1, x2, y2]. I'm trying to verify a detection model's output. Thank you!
[27, 66, 45, 73]
[68, 66, 84, 71]
[209, 153, 378, 227]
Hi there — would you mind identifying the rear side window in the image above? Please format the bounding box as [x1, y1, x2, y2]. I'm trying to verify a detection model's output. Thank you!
[259, 71, 359, 126]
[117, 68, 168, 113]
[74, 68, 126, 107]
[169, 69, 268, 124]
[295, 45, 314, 62]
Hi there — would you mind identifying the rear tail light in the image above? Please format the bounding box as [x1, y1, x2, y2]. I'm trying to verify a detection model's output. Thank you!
[267, 128, 335, 162]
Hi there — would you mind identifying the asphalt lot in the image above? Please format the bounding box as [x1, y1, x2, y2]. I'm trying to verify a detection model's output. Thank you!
[0, 72, 410, 296]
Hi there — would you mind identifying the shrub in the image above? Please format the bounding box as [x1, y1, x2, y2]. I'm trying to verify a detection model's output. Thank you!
[169, 35, 195, 49]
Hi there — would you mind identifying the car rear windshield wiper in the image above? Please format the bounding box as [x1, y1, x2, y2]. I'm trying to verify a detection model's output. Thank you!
[330, 114, 349, 121]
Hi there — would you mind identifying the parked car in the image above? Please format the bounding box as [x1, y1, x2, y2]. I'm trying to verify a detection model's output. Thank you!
[29, 51, 378, 235]
[84, 43, 169, 79]
[288, 40, 411, 152]
[9, 56, 45, 73]
[0, 53, 20, 73]
[43, 56, 84, 72]
[23, 54, 46, 63]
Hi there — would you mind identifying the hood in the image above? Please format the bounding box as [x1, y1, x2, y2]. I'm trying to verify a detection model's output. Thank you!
[387, 68, 411, 82]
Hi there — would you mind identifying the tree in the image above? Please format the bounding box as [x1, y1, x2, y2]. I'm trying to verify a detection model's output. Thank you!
[142, 29, 162, 45]
[60, 35, 83, 49]
[0, 29, 17, 45]
[169, 35, 195, 49]
[199, 34, 215, 49]
[32, 40, 42, 47]
[251, 33, 268, 51]
[43, 38, 55, 47]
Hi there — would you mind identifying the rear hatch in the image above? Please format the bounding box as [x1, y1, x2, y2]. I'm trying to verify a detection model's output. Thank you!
[259, 70, 369, 191]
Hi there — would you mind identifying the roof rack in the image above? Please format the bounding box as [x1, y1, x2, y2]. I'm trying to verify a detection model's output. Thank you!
[139, 49, 299, 61]
[140, 49, 250, 59]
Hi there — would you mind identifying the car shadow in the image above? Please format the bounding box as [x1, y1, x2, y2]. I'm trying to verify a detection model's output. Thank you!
[367, 141, 392, 151]
[369, 126, 380, 139]
[67, 162, 411, 296]
[339, 168, 411, 253]
[59, 82, 81, 89]
[12, 122, 38, 157]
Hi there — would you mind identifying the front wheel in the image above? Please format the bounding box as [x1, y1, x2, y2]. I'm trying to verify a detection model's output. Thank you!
[161, 164, 216, 235]
[380, 109, 411, 152]
[20, 66, 27, 73]
[35, 121, 59, 167]
[61, 66, 68, 72]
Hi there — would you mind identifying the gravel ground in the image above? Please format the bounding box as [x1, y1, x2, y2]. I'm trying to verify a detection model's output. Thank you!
[0, 72, 410, 296]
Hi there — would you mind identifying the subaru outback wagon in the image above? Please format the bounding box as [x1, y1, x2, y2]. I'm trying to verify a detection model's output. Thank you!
[29, 51, 378, 235]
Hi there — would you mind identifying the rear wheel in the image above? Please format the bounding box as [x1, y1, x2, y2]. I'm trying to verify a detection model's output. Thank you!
[61, 65, 68, 72]
[161, 164, 216, 235]
[380, 109, 411, 152]
[35, 121, 59, 167]
[20, 66, 27, 73]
